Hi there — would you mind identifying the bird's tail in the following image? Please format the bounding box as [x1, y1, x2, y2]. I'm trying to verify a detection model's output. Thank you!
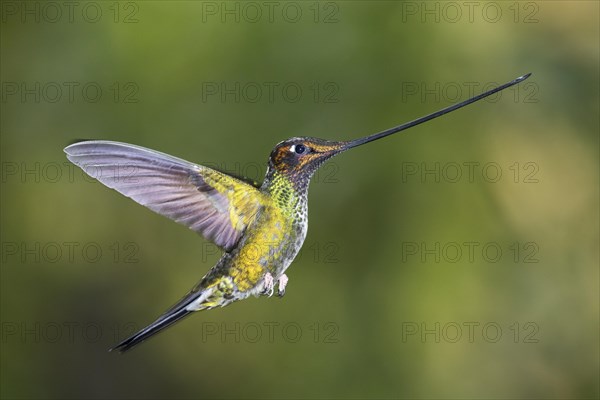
[110, 308, 193, 353]
[110, 286, 210, 353]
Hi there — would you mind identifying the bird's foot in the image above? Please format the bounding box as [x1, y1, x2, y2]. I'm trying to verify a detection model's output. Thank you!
[261, 272, 275, 297]
[277, 274, 289, 297]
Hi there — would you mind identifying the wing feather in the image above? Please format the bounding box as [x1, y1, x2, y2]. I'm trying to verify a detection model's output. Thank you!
[64, 140, 264, 251]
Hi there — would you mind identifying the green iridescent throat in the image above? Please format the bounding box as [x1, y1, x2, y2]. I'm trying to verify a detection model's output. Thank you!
[262, 169, 306, 216]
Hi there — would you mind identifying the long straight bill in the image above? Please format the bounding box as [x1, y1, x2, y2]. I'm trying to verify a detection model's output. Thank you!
[343, 73, 531, 149]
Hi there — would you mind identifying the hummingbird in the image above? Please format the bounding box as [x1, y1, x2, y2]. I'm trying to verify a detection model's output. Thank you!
[64, 73, 531, 352]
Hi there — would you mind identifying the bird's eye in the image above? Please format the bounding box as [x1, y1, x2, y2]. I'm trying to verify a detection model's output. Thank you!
[293, 144, 306, 154]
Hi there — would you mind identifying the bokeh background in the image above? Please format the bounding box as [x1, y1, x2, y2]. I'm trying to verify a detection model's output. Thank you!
[1, 1, 598, 399]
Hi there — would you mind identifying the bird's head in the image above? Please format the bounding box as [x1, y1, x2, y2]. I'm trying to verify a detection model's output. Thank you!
[263, 73, 532, 192]
[265, 136, 346, 188]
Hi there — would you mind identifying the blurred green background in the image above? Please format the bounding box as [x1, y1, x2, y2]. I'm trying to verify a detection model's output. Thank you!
[1, 1, 598, 399]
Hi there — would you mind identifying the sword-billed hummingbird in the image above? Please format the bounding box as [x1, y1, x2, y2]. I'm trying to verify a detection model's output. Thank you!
[64, 73, 531, 352]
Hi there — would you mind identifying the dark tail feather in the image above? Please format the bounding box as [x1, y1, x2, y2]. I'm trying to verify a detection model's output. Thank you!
[110, 308, 193, 353]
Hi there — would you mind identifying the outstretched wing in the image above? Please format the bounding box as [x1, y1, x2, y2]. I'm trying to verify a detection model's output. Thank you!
[64, 140, 265, 251]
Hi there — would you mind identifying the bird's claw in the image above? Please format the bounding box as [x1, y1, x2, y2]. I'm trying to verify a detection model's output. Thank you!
[261, 273, 275, 297]
[277, 274, 288, 297]
[261, 273, 289, 297]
